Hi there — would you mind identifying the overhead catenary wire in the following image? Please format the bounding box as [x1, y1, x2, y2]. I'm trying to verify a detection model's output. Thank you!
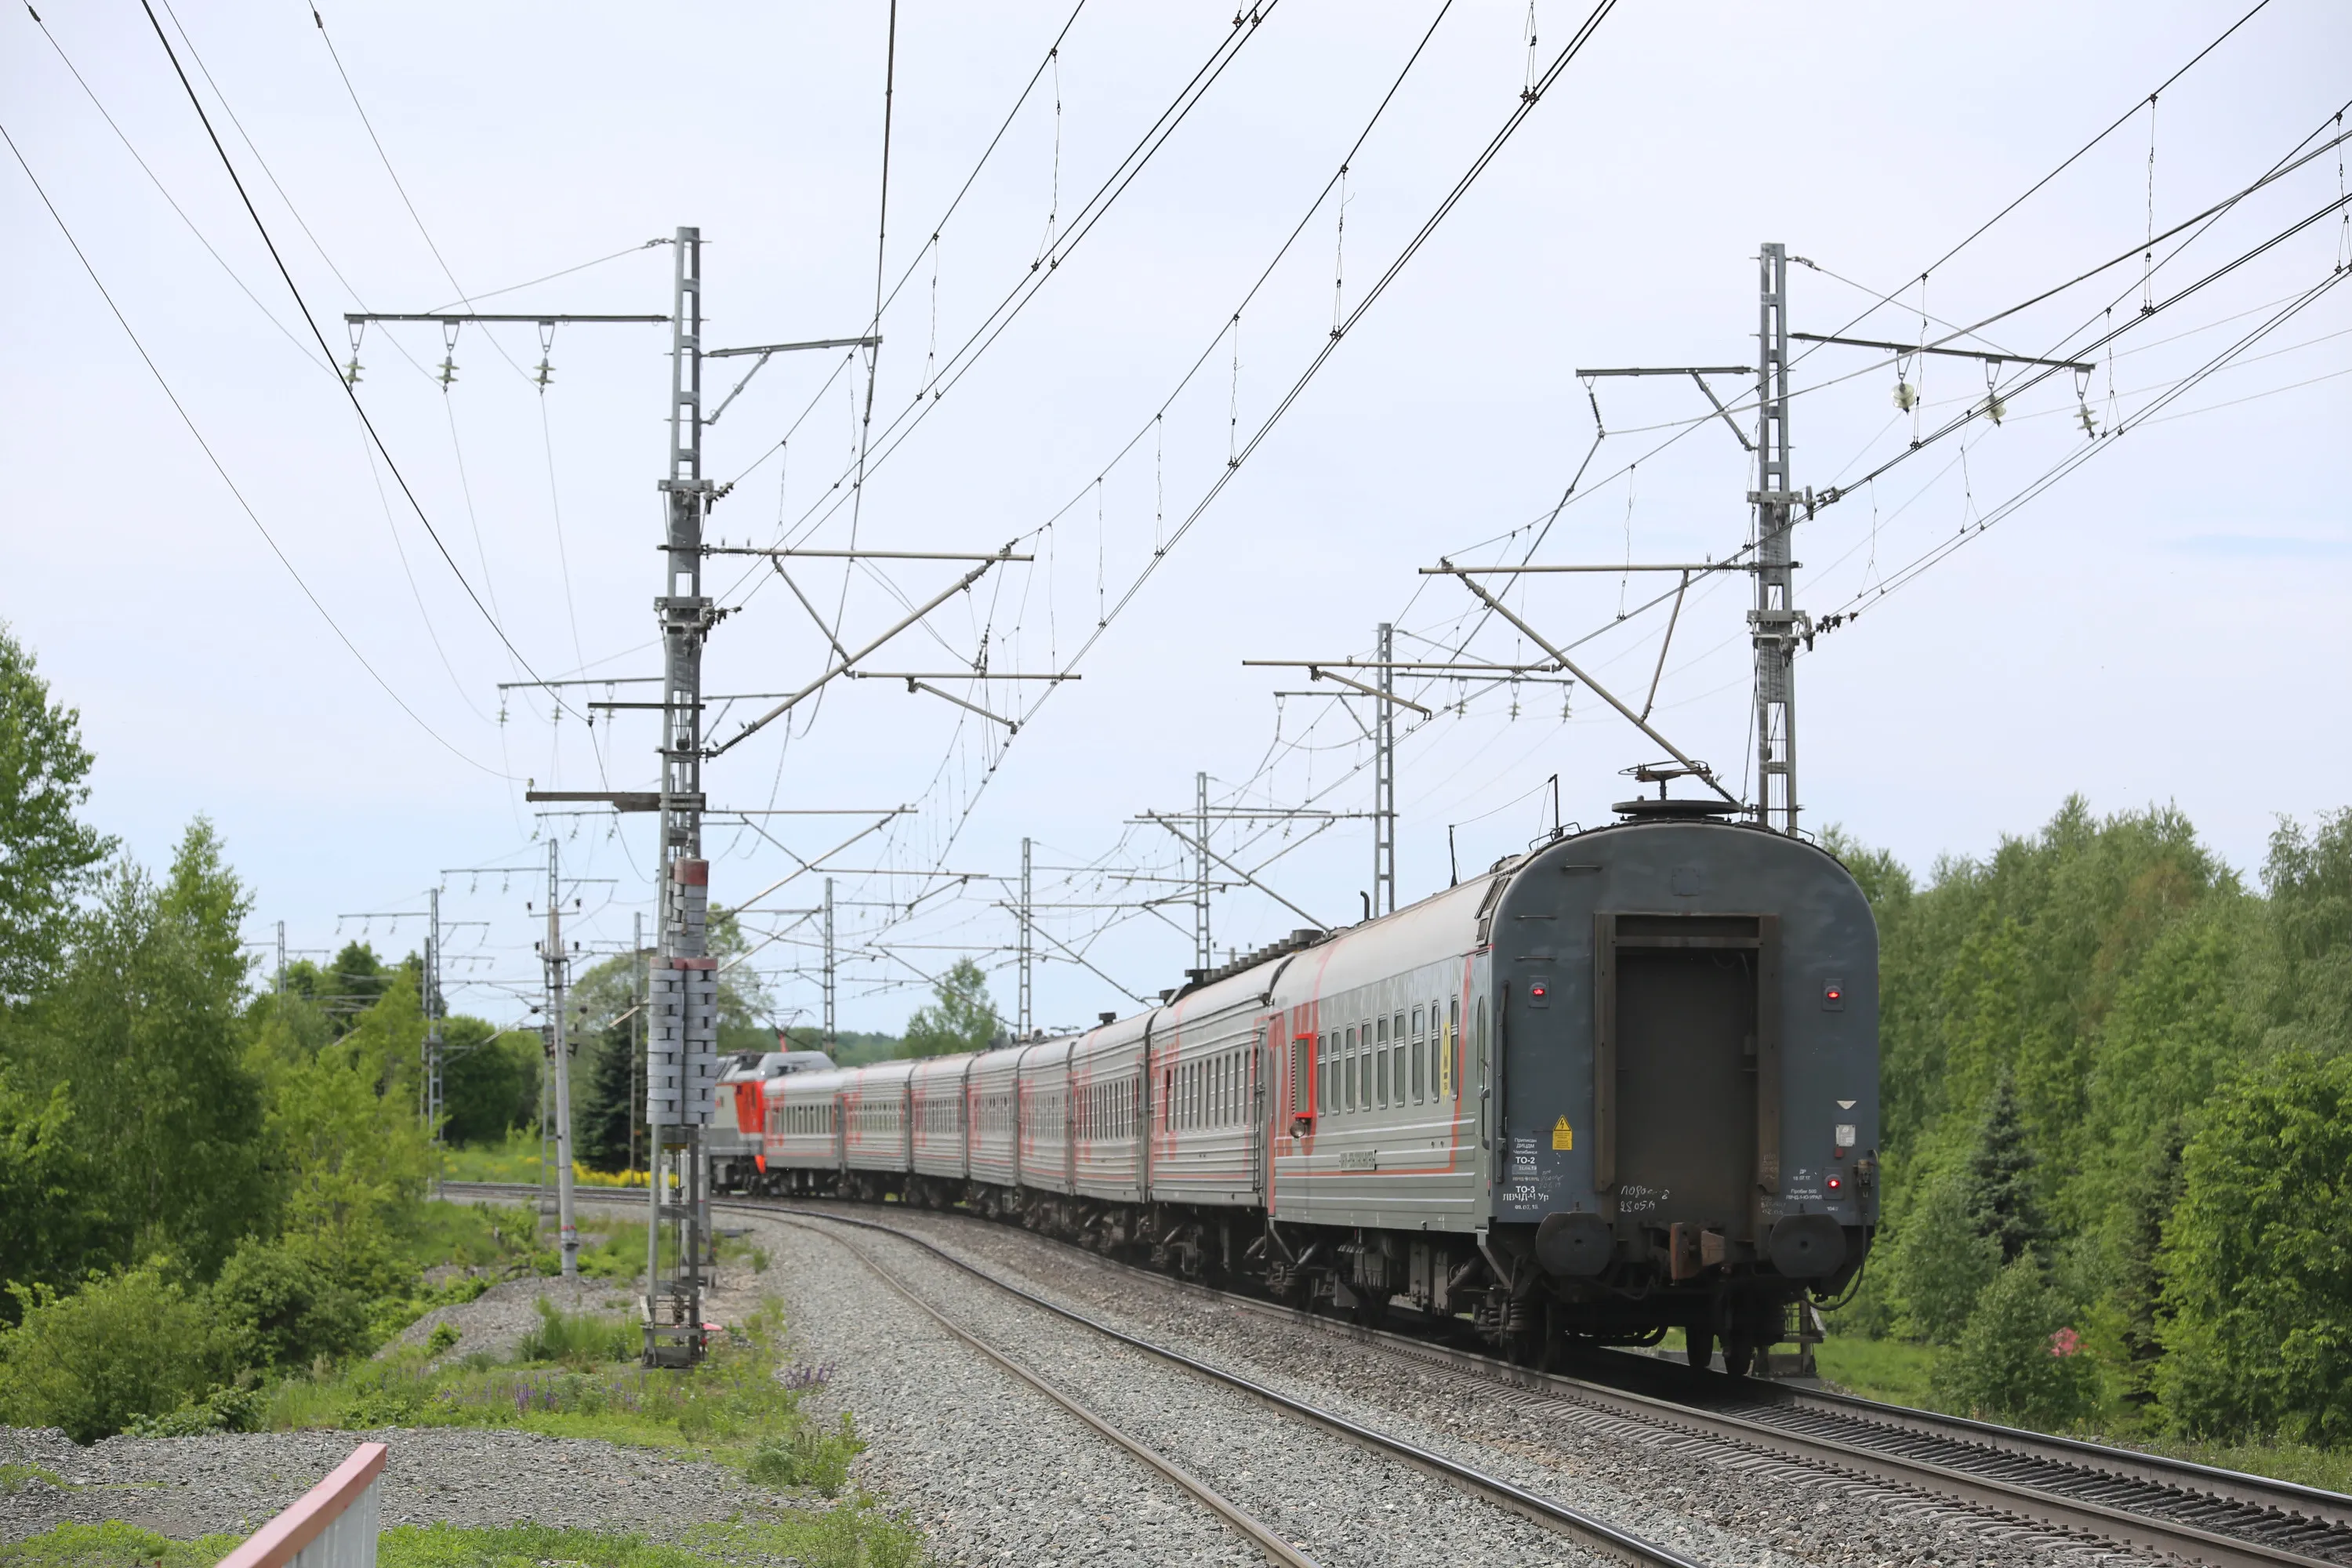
[134, 0, 583, 720]
[0, 118, 500, 777]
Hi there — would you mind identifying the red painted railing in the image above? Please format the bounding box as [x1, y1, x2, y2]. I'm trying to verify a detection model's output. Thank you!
[216, 1441, 387, 1568]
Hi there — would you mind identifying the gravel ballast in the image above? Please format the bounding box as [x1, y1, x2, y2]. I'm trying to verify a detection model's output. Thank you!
[0, 1424, 771, 1545]
[717, 1198, 2161, 1568]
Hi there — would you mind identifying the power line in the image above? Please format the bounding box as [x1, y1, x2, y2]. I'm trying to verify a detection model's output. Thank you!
[0, 118, 497, 775]
[135, 0, 578, 716]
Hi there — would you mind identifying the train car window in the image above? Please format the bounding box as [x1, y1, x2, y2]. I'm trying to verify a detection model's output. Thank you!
[1343, 1026, 1357, 1112]
[1316, 1033, 1330, 1116]
[1376, 1017, 1390, 1108]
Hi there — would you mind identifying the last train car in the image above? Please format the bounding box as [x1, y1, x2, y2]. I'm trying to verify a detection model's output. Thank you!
[1252, 799, 1878, 1370]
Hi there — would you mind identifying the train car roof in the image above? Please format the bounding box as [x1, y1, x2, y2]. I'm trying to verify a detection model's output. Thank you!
[909, 1052, 978, 1083]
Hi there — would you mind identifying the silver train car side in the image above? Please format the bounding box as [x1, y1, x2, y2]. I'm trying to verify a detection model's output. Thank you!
[758, 811, 1878, 1369]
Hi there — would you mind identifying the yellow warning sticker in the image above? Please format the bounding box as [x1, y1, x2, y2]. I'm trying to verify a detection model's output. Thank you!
[1552, 1116, 1573, 1151]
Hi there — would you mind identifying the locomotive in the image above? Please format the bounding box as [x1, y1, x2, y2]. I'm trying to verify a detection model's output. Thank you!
[707, 1047, 836, 1194]
[750, 800, 1878, 1373]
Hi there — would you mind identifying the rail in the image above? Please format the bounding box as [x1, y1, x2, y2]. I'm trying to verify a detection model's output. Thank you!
[457, 1179, 2352, 1568]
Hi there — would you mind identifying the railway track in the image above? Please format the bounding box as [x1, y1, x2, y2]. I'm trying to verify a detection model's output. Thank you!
[776, 1213, 1321, 1568]
[768, 1205, 1708, 1568]
[760, 1198, 2352, 1568]
[453, 1181, 2352, 1568]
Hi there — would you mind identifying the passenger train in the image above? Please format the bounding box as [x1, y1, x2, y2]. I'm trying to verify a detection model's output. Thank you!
[746, 803, 1879, 1372]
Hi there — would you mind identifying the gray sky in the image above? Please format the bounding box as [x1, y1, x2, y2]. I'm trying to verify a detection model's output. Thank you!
[5, 2, 2347, 1035]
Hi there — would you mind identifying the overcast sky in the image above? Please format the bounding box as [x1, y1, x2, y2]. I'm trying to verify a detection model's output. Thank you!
[5, 1, 2347, 1036]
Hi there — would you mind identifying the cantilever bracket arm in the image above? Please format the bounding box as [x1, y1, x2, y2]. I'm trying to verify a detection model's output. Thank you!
[710, 549, 1019, 757]
[1434, 561, 1741, 808]
[903, 678, 1019, 733]
[1141, 813, 1328, 934]
[1688, 372, 1755, 452]
[1307, 666, 1434, 718]
[1573, 364, 1755, 453]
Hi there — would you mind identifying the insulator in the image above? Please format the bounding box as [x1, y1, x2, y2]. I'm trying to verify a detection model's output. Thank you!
[1891, 380, 1917, 412]
[342, 356, 364, 387]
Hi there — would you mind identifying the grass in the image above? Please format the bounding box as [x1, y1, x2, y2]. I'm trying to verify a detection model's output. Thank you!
[0, 1523, 243, 1567]
[397, 1197, 546, 1274]
[1816, 1331, 2352, 1494]
[263, 1298, 865, 1494]
[0, 1515, 923, 1568]
[1814, 1331, 1940, 1408]
[0, 1464, 74, 1493]
[438, 1129, 649, 1189]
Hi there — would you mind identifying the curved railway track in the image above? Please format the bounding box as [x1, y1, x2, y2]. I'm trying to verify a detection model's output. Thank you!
[455, 1181, 2352, 1567]
[764, 1197, 2352, 1568]
[776, 1212, 1322, 1568]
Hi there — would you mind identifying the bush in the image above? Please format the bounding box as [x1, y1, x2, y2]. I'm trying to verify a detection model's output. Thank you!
[0, 1268, 241, 1442]
[212, 1237, 369, 1371]
[123, 1379, 265, 1437]
[746, 1413, 864, 1497]
[1932, 1254, 2097, 1430]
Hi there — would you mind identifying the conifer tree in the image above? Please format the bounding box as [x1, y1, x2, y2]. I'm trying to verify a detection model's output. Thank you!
[1964, 1068, 2048, 1266]
[577, 1018, 637, 1173]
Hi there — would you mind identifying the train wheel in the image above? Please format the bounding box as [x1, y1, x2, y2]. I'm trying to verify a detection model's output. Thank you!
[1722, 1334, 1757, 1377]
[1686, 1327, 1715, 1370]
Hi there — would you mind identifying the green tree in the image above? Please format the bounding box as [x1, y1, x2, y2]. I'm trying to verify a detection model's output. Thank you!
[7, 821, 268, 1282]
[2110, 1123, 2185, 1409]
[0, 623, 115, 1001]
[437, 1015, 538, 1146]
[1932, 1253, 2097, 1429]
[902, 958, 1001, 1058]
[2157, 1049, 2352, 1443]
[0, 1069, 96, 1312]
[1962, 1069, 2048, 1267]
[259, 975, 437, 1296]
[2264, 808, 2352, 1052]
[577, 1014, 638, 1174]
[209, 1236, 368, 1371]
[1892, 1168, 2002, 1345]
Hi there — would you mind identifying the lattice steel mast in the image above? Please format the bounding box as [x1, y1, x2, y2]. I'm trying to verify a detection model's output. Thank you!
[644, 226, 719, 1365]
[1749, 242, 1804, 836]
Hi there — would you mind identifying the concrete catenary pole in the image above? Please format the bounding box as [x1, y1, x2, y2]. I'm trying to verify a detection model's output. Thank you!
[546, 837, 579, 1277]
